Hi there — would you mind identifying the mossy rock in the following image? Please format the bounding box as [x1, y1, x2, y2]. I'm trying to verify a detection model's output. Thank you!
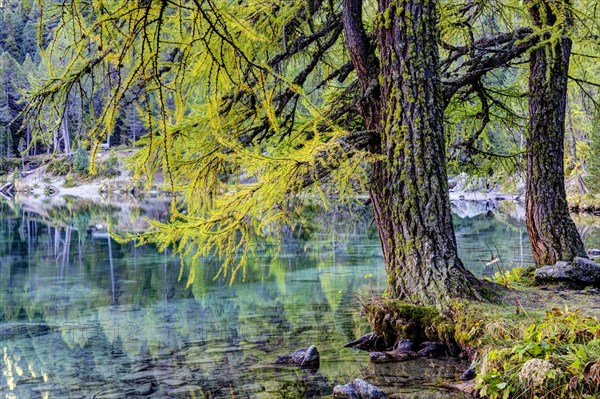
[364, 300, 455, 344]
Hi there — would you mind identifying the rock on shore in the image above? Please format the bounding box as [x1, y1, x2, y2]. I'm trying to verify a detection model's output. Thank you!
[534, 257, 600, 286]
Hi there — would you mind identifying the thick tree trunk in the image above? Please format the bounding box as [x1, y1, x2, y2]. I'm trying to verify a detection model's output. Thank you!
[526, 1, 587, 265]
[343, 0, 480, 308]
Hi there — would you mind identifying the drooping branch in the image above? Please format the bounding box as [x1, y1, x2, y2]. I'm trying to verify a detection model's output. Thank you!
[297, 129, 374, 189]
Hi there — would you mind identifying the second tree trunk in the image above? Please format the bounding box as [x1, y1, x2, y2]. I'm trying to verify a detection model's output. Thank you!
[526, 0, 587, 265]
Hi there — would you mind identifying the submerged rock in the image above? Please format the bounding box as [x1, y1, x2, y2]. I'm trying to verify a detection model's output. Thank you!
[333, 379, 385, 399]
[450, 381, 478, 396]
[333, 383, 359, 399]
[120, 368, 172, 383]
[369, 350, 417, 363]
[370, 340, 446, 363]
[274, 345, 319, 369]
[535, 257, 600, 286]
[344, 332, 390, 352]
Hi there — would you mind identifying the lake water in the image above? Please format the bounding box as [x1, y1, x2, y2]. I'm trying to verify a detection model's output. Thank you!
[0, 198, 597, 398]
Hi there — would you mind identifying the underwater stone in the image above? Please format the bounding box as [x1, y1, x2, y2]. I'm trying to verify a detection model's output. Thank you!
[344, 332, 390, 351]
[274, 345, 320, 369]
[333, 379, 385, 399]
[333, 382, 360, 399]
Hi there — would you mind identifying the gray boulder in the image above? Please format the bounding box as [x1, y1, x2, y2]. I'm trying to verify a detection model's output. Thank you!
[333, 379, 385, 399]
[566, 257, 600, 284]
[534, 262, 569, 280]
[274, 345, 319, 369]
[534, 257, 600, 286]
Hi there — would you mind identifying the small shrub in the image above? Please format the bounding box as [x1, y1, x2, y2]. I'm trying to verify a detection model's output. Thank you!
[46, 158, 71, 176]
[73, 146, 89, 175]
[63, 174, 77, 188]
[0, 158, 21, 175]
[97, 150, 120, 177]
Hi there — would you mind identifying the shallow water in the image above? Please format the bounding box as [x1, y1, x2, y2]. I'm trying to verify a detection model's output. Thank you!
[0, 199, 597, 398]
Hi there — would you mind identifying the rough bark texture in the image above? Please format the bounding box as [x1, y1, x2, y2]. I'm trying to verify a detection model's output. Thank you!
[526, 0, 587, 265]
[341, 0, 381, 134]
[343, 0, 480, 308]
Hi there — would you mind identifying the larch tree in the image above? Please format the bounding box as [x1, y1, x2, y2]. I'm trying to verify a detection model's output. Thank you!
[24, 0, 551, 309]
[342, 0, 483, 305]
[525, 0, 587, 265]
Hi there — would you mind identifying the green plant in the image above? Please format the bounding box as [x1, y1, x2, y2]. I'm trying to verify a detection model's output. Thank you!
[0, 158, 21, 175]
[97, 150, 120, 177]
[585, 113, 600, 194]
[46, 158, 71, 176]
[73, 145, 89, 175]
[476, 308, 600, 399]
[492, 266, 534, 288]
[63, 173, 77, 188]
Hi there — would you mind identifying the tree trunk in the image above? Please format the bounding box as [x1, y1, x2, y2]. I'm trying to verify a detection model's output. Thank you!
[526, 0, 587, 265]
[343, 0, 481, 309]
[61, 113, 71, 155]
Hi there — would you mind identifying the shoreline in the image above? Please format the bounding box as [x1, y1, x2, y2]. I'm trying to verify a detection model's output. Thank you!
[0, 150, 598, 218]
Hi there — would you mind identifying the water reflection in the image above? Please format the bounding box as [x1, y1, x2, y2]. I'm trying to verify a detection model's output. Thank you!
[0, 199, 596, 398]
[454, 200, 599, 276]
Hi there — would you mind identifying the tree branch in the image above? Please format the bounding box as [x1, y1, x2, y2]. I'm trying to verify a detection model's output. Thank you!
[441, 27, 537, 105]
[341, 0, 379, 93]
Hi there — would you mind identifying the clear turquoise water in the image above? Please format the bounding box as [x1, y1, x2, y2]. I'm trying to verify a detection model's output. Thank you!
[0, 199, 597, 398]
